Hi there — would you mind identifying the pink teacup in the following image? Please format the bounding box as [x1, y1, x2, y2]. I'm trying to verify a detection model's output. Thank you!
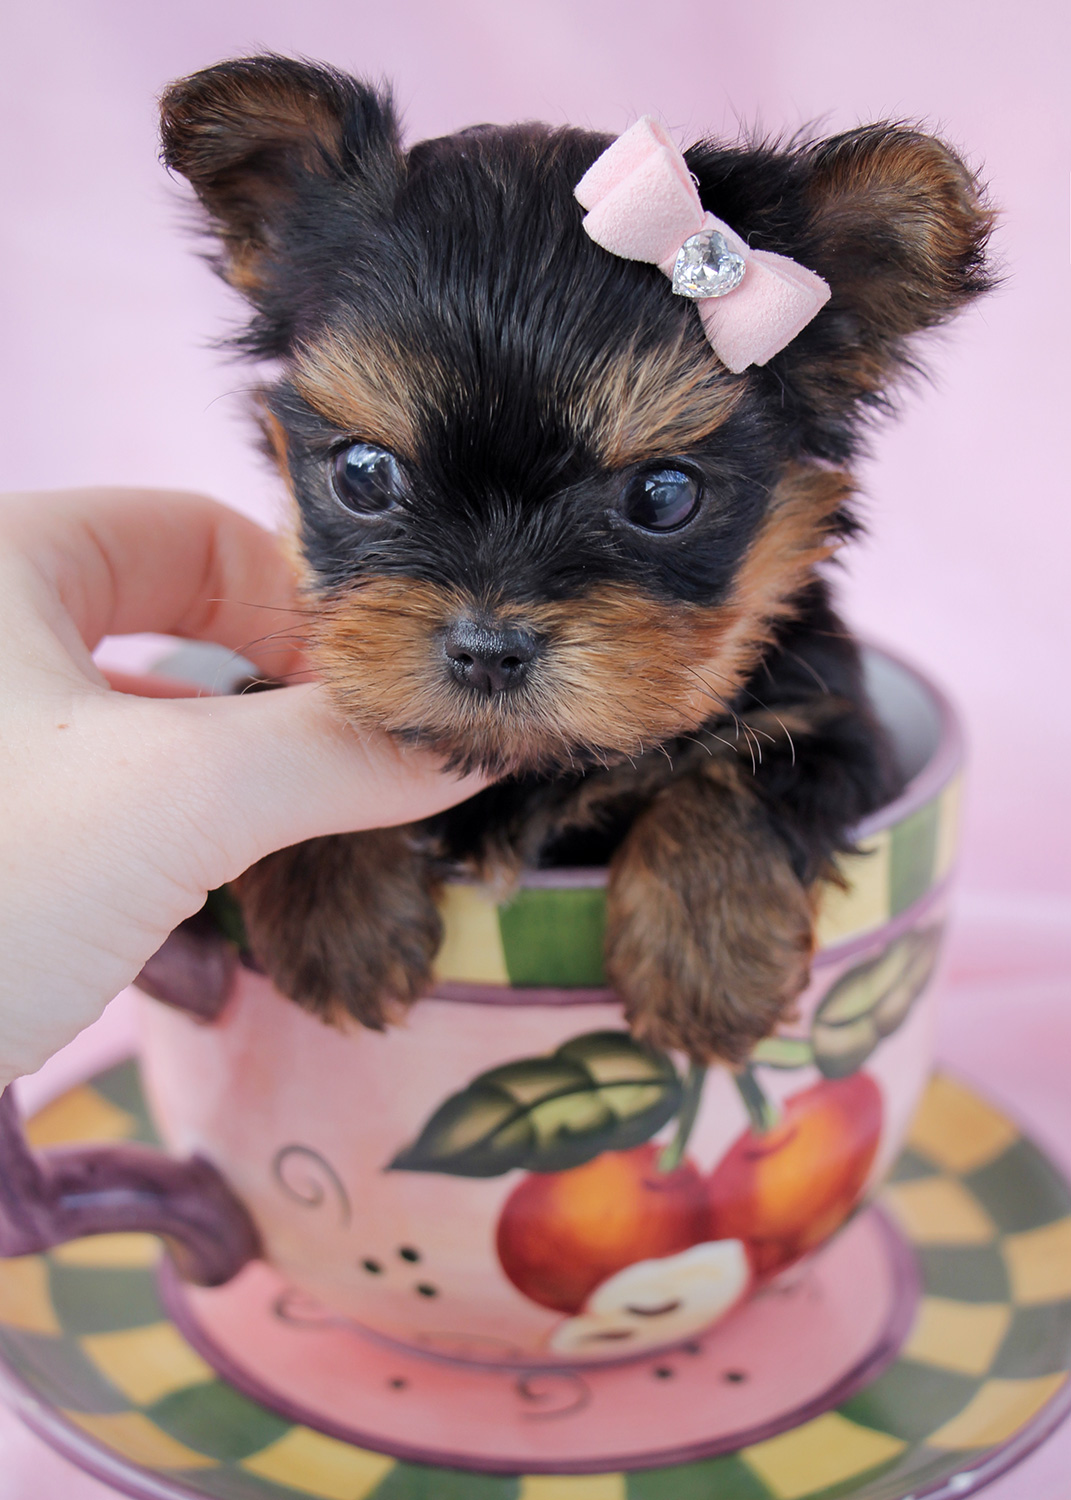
[0, 645, 960, 1370]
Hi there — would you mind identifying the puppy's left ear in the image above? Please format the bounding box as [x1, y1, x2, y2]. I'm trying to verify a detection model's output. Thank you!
[161, 55, 403, 351]
[694, 125, 996, 458]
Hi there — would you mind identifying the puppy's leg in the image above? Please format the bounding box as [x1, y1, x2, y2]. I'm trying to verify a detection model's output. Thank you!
[605, 762, 814, 1064]
[234, 830, 441, 1028]
[605, 598, 895, 1063]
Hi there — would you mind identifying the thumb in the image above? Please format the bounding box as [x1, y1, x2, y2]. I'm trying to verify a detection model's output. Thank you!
[120, 684, 485, 896]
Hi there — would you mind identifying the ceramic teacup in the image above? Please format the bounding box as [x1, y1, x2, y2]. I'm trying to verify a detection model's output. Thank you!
[0, 646, 960, 1370]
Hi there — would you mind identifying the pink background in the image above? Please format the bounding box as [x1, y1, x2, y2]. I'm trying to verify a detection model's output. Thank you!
[1, 2, 1069, 1496]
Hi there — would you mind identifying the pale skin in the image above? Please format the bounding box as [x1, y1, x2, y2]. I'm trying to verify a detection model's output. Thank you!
[0, 488, 484, 1089]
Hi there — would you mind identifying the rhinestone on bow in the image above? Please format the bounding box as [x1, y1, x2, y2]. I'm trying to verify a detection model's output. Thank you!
[671, 229, 746, 299]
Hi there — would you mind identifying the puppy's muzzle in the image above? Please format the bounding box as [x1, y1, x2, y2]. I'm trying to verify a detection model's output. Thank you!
[443, 619, 540, 696]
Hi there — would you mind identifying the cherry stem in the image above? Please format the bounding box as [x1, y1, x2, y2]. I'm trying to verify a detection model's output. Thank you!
[658, 1062, 708, 1173]
[733, 1064, 782, 1135]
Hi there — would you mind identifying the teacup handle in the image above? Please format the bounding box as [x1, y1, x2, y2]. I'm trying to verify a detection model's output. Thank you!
[0, 1086, 260, 1285]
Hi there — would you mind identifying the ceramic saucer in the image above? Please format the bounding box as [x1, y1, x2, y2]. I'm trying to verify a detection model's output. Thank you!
[1, 1061, 1070, 1499]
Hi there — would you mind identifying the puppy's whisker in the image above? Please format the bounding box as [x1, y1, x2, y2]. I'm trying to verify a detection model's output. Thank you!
[676, 734, 714, 757]
[778, 719, 797, 767]
[680, 665, 748, 738]
[203, 384, 267, 413]
[237, 669, 314, 689]
[687, 660, 798, 766]
[782, 647, 831, 695]
[234, 629, 311, 655]
[206, 595, 323, 618]
[737, 730, 757, 776]
[701, 731, 744, 756]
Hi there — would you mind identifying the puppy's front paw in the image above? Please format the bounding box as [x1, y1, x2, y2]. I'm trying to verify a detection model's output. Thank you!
[234, 830, 441, 1028]
[605, 768, 813, 1063]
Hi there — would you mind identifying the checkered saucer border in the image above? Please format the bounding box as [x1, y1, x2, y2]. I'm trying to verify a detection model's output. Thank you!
[1, 1062, 1070, 1500]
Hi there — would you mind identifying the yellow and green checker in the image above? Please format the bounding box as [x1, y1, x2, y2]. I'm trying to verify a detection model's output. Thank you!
[1, 1060, 1069, 1500]
[432, 776, 962, 989]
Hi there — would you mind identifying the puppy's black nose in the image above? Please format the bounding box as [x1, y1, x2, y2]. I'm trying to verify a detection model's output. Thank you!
[444, 620, 539, 695]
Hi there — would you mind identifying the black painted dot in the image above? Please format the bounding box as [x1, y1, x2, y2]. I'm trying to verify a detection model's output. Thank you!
[389, 1377, 408, 1390]
[724, 1369, 747, 1384]
[361, 1258, 383, 1275]
[398, 1246, 421, 1263]
[653, 1366, 674, 1380]
[415, 1283, 439, 1298]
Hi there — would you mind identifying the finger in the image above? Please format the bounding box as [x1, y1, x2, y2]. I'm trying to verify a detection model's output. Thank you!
[101, 668, 203, 698]
[0, 488, 308, 678]
[109, 685, 485, 891]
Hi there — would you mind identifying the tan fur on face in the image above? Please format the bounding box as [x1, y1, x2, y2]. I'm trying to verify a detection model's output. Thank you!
[293, 328, 451, 460]
[687, 462, 850, 696]
[294, 320, 741, 468]
[561, 328, 745, 467]
[305, 463, 850, 776]
[261, 408, 293, 482]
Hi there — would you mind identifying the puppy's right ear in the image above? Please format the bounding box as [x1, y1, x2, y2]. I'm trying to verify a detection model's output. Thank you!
[161, 56, 401, 342]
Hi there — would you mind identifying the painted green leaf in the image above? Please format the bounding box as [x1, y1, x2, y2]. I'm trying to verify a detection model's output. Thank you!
[812, 926, 944, 1079]
[387, 1031, 681, 1177]
[812, 1017, 877, 1080]
[872, 927, 943, 1038]
[750, 1035, 814, 1069]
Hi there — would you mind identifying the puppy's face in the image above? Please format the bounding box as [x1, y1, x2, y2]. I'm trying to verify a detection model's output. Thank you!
[162, 60, 992, 775]
[267, 126, 838, 775]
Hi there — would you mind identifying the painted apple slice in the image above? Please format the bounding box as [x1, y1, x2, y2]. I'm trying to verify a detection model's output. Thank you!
[548, 1238, 751, 1356]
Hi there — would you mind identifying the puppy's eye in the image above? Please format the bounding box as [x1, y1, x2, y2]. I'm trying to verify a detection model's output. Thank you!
[332, 443, 404, 515]
[622, 468, 702, 532]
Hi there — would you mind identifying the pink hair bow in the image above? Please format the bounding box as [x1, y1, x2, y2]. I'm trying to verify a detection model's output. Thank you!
[574, 116, 830, 374]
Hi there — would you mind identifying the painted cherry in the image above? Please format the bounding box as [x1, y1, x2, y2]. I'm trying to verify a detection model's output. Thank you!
[496, 1144, 708, 1314]
[705, 1072, 883, 1277]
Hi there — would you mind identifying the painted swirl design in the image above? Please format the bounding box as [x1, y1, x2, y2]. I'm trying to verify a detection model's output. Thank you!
[515, 1370, 592, 1419]
[271, 1144, 351, 1226]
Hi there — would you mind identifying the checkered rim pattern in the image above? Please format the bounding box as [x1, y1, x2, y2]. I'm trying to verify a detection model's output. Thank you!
[432, 777, 962, 990]
[2, 1058, 1069, 1500]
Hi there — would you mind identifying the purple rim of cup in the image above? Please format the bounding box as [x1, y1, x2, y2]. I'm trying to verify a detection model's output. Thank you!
[850, 640, 963, 844]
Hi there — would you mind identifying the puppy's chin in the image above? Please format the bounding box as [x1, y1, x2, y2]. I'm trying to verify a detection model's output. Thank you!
[383, 719, 645, 781]
[318, 663, 667, 778]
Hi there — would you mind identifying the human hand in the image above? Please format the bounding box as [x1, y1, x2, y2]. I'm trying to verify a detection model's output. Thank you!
[0, 488, 484, 1087]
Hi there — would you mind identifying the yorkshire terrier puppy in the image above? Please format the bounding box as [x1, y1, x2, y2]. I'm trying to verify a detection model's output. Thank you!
[160, 56, 992, 1063]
